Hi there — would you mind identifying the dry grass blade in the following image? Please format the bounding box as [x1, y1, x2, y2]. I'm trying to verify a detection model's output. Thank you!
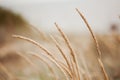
[28, 52, 70, 80]
[54, 23, 80, 80]
[28, 24, 48, 41]
[0, 62, 18, 80]
[28, 52, 58, 80]
[12, 35, 69, 80]
[54, 23, 76, 63]
[76, 8, 101, 58]
[98, 59, 109, 80]
[79, 51, 91, 80]
[12, 35, 54, 59]
[59, 62, 73, 79]
[16, 52, 38, 70]
[70, 57, 77, 80]
[50, 35, 73, 74]
[76, 8, 109, 80]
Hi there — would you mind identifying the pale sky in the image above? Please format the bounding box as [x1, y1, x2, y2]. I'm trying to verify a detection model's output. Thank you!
[0, 0, 120, 33]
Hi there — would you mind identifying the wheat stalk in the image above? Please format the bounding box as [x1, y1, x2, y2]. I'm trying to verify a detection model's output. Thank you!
[50, 35, 73, 75]
[76, 8, 101, 58]
[54, 23, 80, 80]
[28, 52, 71, 80]
[98, 58, 109, 80]
[12, 35, 70, 80]
[76, 8, 109, 80]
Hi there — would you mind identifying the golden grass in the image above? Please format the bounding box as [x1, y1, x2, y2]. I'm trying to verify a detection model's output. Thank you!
[12, 35, 70, 80]
[98, 58, 109, 80]
[76, 8, 101, 58]
[28, 52, 57, 80]
[50, 35, 72, 75]
[11, 8, 112, 80]
[0, 7, 115, 80]
[76, 8, 109, 80]
[1, 6, 118, 80]
[16, 52, 37, 70]
[54, 23, 81, 80]
[0, 62, 18, 80]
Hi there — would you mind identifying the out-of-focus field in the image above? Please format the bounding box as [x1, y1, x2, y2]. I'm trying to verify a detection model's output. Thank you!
[0, 6, 120, 80]
[1, 32, 120, 80]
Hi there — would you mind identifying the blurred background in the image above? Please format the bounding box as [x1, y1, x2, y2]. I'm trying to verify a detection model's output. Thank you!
[0, 0, 120, 80]
[0, 0, 120, 33]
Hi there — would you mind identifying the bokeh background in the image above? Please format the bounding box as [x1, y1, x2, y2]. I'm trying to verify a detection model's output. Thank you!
[0, 0, 120, 33]
[0, 0, 120, 80]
